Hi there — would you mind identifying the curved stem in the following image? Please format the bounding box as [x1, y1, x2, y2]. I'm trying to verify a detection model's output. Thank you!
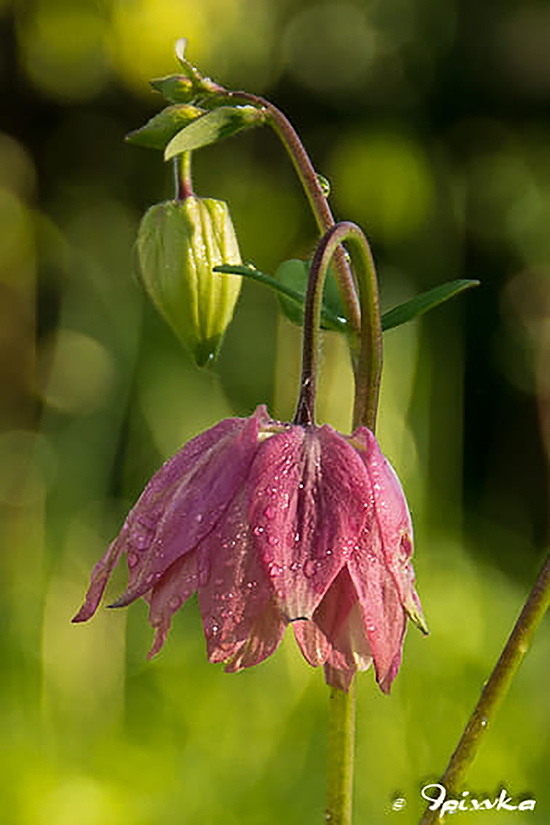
[326, 679, 356, 825]
[293, 222, 382, 431]
[220, 89, 361, 340]
[174, 151, 194, 200]
[419, 552, 550, 825]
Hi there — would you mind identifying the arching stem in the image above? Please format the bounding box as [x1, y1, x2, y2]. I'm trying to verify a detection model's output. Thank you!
[294, 222, 382, 432]
[216, 89, 362, 343]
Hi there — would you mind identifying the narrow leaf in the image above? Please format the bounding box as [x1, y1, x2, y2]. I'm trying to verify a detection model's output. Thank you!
[216, 266, 479, 336]
[126, 105, 205, 150]
[215, 264, 346, 332]
[381, 279, 480, 331]
[164, 105, 266, 160]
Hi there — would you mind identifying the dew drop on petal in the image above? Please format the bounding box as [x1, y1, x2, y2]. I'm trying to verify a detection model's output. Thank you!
[134, 533, 149, 551]
[196, 513, 203, 523]
[268, 562, 283, 578]
[246, 580, 258, 590]
[127, 552, 139, 569]
[169, 595, 182, 610]
[267, 534, 279, 546]
[304, 560, 317, 579]
[264, 505, 276, 519]
[289, 561, 300, 572]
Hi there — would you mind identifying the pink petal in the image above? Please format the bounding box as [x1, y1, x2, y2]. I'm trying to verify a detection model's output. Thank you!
[112, 407, 271, 607]
[72, 535, 126, 623]
[347, 428, 427, 634]
[146, 550, 199, 658]
[224, 597, 287, 672]
[347, 543, 407, 694]
[292, 620, 330, 667]
[294, 568, 373, 682]
[248, 425, 371, 620]
[197, 489, 276, 664]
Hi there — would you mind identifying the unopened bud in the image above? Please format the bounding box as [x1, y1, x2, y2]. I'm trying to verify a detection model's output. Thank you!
[137, 197, 243, 365]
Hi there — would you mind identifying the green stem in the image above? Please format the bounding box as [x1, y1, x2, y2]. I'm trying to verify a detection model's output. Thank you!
[220, 89, 362, 341]
[419, 552, 550, 825]
[326, 679, 356, 825]
[293, 222, 382, 431]
[174, 151, 194, 200]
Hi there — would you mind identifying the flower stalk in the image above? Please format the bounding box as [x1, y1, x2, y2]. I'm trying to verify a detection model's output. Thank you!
[294, 221, 382, 432]
[174, 151, 194, 200]
[326, 679, 356, 825]
[294, 220, 384, 825]
[219, 89, 362, 342]
[419, 552, 550, 825]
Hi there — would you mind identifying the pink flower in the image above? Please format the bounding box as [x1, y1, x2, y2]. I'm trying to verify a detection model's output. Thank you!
[73, 406, 427, 692]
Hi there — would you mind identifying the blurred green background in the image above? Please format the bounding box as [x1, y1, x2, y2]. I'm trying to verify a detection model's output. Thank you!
[0, 0, 549, 822]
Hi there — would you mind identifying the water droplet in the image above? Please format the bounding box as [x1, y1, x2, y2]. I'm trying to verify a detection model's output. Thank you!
[264, 505, 276, 519]
[246, 580, 258, 590]
[268, 562, 283, 578]
[290, 561, 300, 572]
[294, 532, 301, 544]
[480, 716, 488, 727]
[127, 552, 139, 569]
[304, 560, 318, 578]
[267, 534, 279, 546]
[211, 622, 220, 635]
[195, 513, 203, 523]
[169, 595, 182, 610]
[134, 533, 149, 551]
[145, 572, 156, 585]
[253, 525, 264, 536]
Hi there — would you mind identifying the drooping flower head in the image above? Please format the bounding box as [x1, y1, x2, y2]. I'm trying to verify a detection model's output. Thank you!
[74, 405, 427, 692]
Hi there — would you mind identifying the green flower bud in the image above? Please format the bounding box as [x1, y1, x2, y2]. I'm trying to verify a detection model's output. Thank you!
[137, 197, 243, 365]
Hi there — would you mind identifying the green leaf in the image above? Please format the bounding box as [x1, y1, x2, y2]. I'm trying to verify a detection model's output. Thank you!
[150, 75, 196, 103]
[164, 105, 266, 159]
[126, 105, 205, 150]
[275, 259, 346, 331]
[216, 265, 479, 335]
[215, 261, 346, 332]
[381, 279, 480, 331]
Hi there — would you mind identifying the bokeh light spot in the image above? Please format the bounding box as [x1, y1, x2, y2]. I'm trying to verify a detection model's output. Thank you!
[330, 130, 435, 241]
[18, 1, 110, 101]
[38, 329, 117, 413]
[282, 2, 377, 96]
